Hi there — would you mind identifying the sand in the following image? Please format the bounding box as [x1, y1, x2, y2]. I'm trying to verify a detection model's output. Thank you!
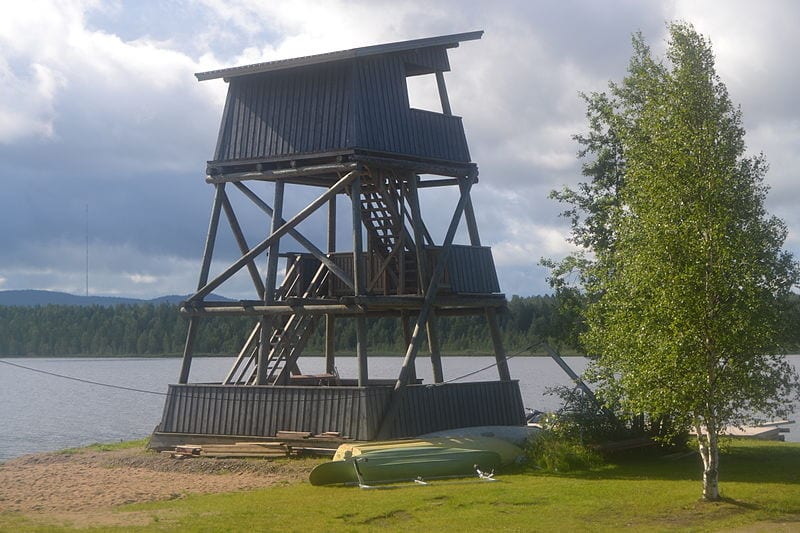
[0, 446, 319, 528]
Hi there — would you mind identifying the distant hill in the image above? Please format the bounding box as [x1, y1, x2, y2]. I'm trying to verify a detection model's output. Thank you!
[0, 290, 232, 307]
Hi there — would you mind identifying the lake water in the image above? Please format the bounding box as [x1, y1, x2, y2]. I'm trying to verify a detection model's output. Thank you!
[1, 355, 798, 461]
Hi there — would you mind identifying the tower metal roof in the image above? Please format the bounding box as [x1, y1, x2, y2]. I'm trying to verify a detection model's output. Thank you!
[195, 30, 483, 81]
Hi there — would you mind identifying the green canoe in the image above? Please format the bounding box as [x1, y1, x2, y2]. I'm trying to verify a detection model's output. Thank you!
[333, 436, 523, 466]
[309, 446, 502, 486]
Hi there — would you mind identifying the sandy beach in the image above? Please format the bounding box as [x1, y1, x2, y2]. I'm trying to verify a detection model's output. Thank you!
[0, 446, 318, 528]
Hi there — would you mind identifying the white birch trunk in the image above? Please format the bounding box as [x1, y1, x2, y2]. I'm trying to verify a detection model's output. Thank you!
[695, 423, 720, 501]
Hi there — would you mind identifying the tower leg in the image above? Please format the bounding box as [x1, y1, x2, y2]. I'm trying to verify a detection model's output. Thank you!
[486, 307, 511, 381]
[178, 317, 199, 384]
[426, 312, 444, 383]
[401, 312, 416, 382]
[325, 315, 336, 374]
[356, 316, 368, 386]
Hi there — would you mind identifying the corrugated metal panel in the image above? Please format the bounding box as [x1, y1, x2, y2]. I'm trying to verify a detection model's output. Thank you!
[158, 384, 390, 440]
[353, 56, 470, 163]
[157, 381, 523, 441]
[399, 46, 451, 75]
[389, 381, 526, 438]
[212, 51, 471, 166]
[214, 64, 353, 162]
[196, 31, 481, 80]
[426, 245, 501, 294]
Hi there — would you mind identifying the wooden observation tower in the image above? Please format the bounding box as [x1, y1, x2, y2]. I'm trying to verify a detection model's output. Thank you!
[153, 31, 525, 447]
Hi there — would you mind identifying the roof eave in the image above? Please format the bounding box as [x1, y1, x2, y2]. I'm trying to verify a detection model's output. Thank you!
[195, 30, 483, 82]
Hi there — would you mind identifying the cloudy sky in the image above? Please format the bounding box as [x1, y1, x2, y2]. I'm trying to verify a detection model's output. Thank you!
[2, 0, 798, 299]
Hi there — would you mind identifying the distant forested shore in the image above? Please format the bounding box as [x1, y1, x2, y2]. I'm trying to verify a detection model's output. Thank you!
[2, 293, 798, 357]
[0, 295, 583, 357]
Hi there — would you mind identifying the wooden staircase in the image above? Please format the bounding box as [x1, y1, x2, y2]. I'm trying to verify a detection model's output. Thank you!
[359, 178, 418, 294]
[224, 261, 327, 385]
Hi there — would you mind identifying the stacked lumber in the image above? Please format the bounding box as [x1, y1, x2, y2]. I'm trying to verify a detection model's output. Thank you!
[171, 442, 289, 459]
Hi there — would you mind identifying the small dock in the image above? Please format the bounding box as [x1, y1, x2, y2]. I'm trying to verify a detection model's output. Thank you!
[721, 420, 794, 441]
[692, 420, 795, 441]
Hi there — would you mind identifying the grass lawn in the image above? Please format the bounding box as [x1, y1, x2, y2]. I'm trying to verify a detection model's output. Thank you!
[3, 439, 799, 532]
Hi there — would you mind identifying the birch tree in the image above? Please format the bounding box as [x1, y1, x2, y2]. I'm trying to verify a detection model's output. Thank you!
[553, 23, 799, 501]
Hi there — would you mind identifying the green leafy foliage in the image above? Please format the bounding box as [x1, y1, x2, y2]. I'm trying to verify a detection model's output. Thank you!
[525, 430, 603, 473]
[547, 22, 800, 500]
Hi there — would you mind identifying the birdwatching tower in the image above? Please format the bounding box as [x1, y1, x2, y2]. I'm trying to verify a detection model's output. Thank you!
[153, 32, 525, 447]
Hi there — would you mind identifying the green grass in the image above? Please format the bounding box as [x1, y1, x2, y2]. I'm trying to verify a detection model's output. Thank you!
[55, 437, 151, 455]
[4, 440, 800, 532]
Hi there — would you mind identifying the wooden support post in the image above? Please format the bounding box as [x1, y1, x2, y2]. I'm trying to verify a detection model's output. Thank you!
[356, 316, 368, 386]
[257, 180, 284, 385]
[220, 190, 265, 299]
[325, 195, 337, 374]
[178, 317, 198, 384]
[179, 183, 224, 383]
[377, 176, 474, 438]
[351, 174, 368, 385]
[264, 180, 285, 303]
[189, 170, 358, 302]
[485, 307, 511, 382]
[408, 174, 430, 292]
[327, 195, 337, 255]
[435, 71, 452, 116]
[459, 175, 481, 246]
[426, 312, 444, 383]
[401, 312, 416, 382]
[325, 316, 336, 374]
[233, 182, 354, 290]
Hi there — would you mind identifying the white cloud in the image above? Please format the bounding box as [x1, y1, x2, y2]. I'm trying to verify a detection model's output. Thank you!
[127, 273, 158, 284]
[492, 224, 577, 268]
[2, 0, 799, 299]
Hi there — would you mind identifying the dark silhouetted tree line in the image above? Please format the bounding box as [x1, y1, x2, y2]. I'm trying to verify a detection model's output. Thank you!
[0, 295, 589, 356]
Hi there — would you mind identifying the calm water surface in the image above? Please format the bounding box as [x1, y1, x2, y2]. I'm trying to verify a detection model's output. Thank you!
[1, 355, 797, 461]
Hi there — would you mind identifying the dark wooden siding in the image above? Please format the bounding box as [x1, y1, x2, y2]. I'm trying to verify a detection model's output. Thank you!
[158, 384, 388, 440]
[214, 63, 353, 162]
[320, 247, 498, 296]
[353, 55, 470, 162]
[156, 381, 524, 441]
[212, 51, 470, 166]
[398, 46, 451, 75]
[427, 245, 501, 294]
[390, 381, 526, 438]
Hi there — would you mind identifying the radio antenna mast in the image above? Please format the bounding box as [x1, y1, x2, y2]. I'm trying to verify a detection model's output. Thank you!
[85, 204, 89, 297]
